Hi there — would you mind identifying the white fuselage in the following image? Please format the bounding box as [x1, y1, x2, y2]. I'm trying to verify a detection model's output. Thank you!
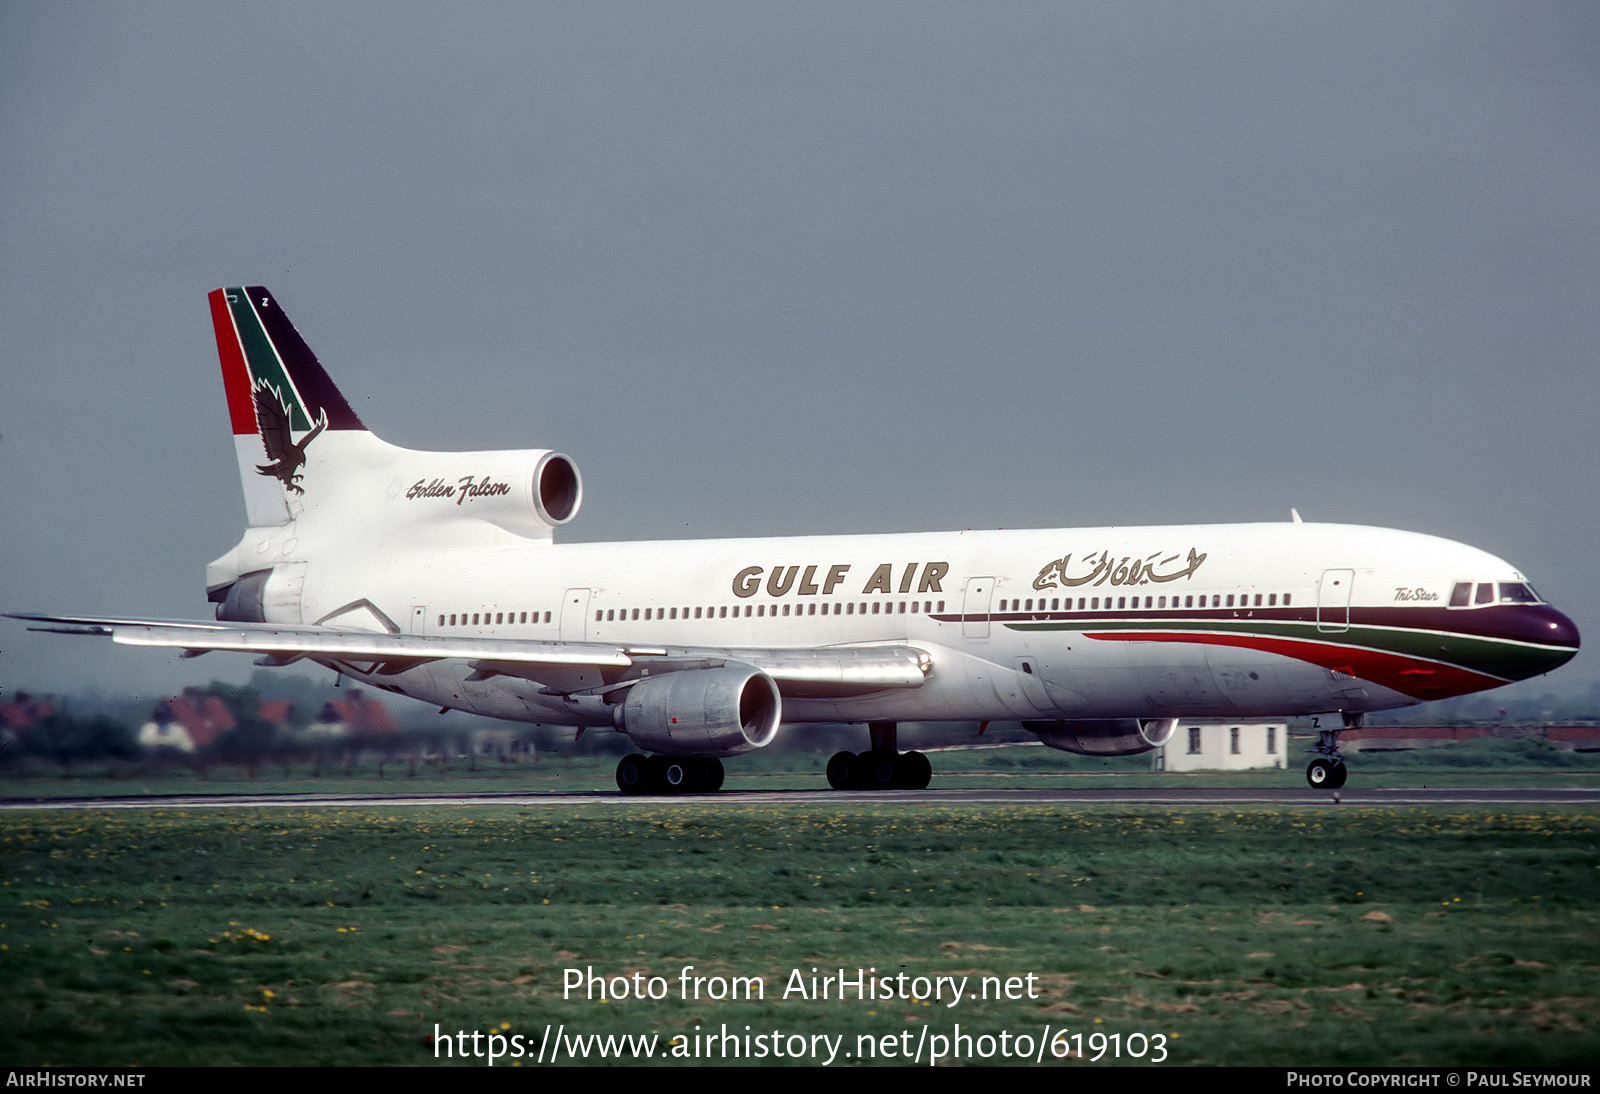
[223, 513, 1562, 730]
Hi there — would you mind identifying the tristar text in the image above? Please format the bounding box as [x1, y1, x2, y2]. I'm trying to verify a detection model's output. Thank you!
[732, 562, 948, 599]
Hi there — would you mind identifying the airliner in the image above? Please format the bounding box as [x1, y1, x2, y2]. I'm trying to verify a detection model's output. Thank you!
[15, 288, 1580, 793]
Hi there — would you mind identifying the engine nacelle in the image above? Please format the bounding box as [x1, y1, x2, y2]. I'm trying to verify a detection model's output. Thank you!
[394, 448, 582, 538]
[614, 666, 782, 757]
[1025, 717, 1179, 757]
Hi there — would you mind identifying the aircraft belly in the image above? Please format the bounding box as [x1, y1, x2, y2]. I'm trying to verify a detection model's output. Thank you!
[1122, 641, 1233, 716]
[1032, 638, 1144, 715]
[1203, 644, 1370, 716]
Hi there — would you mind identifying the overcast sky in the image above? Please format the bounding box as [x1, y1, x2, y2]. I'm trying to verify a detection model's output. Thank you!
[3, 2, 1596, 704]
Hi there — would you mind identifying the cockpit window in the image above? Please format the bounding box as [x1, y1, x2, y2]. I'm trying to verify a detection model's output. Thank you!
[1449, 582, 1471, 607]
[1474, 582, 1494, 605]
[1498, 582, 1541, 604]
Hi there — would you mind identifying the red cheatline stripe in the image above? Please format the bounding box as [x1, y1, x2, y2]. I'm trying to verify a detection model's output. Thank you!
[1089, 630, 1508, 701]
[209, 288, 257, 436]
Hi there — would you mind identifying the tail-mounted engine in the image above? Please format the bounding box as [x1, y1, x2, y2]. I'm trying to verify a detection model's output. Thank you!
[1025, 717, 1179, 757]
[613, 665, 782, 757]
[394, 448, 582, 539]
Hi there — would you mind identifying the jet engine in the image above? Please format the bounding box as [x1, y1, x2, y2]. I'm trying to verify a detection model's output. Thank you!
[1024, 718, 1179, 757]
[614, 666, 782, 756]
[393, 448, 582, 538]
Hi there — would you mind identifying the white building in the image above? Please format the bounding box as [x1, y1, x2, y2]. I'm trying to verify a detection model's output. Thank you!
[1154, 721, 1287, 772]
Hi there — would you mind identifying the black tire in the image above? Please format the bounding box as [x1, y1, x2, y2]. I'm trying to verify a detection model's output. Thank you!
[1327, 759, 1348, 790]
[616, 753, 652, 795]
[1306, 757, 1335, 789]
[902, 750, 932, 790]
[700, 758, 725, 793]
[869, 750, 899, 790]
[646, 754, 670, 793]
[662, 758, 692, 792]
[826, 751, 858, 790]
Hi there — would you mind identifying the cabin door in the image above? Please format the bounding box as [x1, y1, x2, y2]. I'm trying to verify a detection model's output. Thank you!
[560, 588, 592, 642]
[1317, 569, 1354, 633]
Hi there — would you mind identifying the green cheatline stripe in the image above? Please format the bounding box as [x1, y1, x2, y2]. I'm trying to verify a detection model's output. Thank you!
[1003, 617, 1557, 679]
[226, 289, 310, 432]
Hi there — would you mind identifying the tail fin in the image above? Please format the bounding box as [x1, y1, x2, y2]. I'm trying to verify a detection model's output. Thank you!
[208, 287, 367, 525]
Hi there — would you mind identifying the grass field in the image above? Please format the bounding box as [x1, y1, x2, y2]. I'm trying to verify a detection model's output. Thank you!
[2, 800, 1597, 1067]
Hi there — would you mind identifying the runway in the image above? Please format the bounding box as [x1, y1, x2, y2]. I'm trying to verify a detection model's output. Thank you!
[4, 786, 1597, 810]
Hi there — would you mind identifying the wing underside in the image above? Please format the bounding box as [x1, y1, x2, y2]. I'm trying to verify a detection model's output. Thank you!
[11, 614, 931, 698]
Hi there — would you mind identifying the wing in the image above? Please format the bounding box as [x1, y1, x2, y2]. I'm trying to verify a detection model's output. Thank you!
[8, 614, 931, 698]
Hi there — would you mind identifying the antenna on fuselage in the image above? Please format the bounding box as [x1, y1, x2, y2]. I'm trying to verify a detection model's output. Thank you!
[1290, 508, 1303, 524]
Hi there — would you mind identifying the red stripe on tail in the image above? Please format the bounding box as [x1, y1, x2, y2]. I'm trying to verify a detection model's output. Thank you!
[209, 288, 257, 436]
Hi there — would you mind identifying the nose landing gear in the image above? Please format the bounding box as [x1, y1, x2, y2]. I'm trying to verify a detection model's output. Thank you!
[1305, 713, 1359, 790]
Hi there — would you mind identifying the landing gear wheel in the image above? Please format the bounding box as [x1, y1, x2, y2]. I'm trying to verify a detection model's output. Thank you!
[868, 750, 900, 789]
[826, 751, 858, 790]
[1325, 759, 1347, 790]
[616, 753, 652, 795]
[902, 750, 932, 790]
[661, 758, 693, 792]
[1307, 757, 1338, 789]
[698, 757, 725, 793]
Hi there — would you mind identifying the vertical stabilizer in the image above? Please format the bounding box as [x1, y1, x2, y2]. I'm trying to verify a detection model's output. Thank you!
[208, 287, 367, 525]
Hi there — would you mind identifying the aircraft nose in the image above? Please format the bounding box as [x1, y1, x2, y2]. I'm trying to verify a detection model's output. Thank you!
[1544, 605, 1581, 650]
[1511, 604, 1580, 678]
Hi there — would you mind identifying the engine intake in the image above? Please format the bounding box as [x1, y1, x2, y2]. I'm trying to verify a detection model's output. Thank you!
[614, 666, 781, 757]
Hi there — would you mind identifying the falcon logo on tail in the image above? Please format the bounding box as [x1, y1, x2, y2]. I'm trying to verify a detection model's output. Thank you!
[251, 379, 327, 495]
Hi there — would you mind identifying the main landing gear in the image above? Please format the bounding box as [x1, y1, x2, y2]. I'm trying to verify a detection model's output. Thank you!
[1305, 712, 1361, 790]
[826, 722, 933, 791]
[615, 753, 724, 795]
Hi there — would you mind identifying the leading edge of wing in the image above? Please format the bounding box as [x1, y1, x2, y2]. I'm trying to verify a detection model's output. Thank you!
[8, 613, 632, 667]
[7, 613, 931, 692]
